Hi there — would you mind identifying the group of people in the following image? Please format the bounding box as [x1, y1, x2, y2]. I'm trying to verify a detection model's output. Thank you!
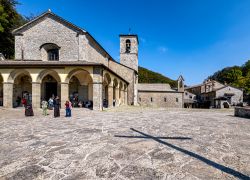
[21, 95, 72, 118]
[41, 96, 72, 117]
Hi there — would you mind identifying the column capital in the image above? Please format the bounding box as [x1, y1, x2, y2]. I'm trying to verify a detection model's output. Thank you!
[59, 82, 69, 85]
[92, 82, 102, 84]
[32, 82, 41, 84]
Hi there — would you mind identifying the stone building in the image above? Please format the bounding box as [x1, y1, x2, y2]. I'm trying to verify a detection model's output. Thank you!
[137, 76, 184, 108]
[0, 10, 138, 110]
[0, 10, 183, 110]
[183, 91, 197, 108]
[186, 79, 243, 108]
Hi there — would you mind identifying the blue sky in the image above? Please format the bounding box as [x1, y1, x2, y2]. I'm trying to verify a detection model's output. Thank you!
[16, 0, 250, 85]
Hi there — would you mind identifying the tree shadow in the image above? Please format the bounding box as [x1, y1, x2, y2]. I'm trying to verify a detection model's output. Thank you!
[115, 128, 250, 180]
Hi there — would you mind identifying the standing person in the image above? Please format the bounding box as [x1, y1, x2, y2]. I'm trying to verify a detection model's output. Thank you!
[21, 97, 27, 107]
[65, 100, 72, 117]
[69, 100, 72, 117]
[25, 103, 34, 116]
[41, 99, 48, 116]
[53, 96, 60, 118]
[48, 97, 54, 110]
[16, 96, 21, 107]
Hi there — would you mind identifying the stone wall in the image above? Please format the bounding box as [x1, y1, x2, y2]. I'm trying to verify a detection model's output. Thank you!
[15, 15, 79, 61]
[138, 91, 183, 108]
[235, 107, 250, 118]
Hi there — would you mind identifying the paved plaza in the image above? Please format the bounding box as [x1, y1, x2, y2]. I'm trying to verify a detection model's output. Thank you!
[0, 107, 249, 180]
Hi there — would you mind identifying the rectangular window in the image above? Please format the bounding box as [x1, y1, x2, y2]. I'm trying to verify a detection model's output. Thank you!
[164, 97, 167, 102]
[151, 97, 153, 102]
[176, 98, 178, 102]
[139, 98, 141, 102]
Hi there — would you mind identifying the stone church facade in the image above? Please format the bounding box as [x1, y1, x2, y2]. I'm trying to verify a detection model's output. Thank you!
[0, 10, 183, 110]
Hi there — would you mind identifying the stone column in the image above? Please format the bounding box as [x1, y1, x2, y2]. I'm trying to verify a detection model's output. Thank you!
[134, 74, 138, 105]
[93, 67, 103, 111]
[60, 82, 69, 106]
[93, 82, 103, 110]
[115, 88, 119, 106]
[108, 85, 113, 107]
[120, 90, 124, 105]
[32, 82, 41, 108]
[3, 82, 13, 108]
[125, 90, 128, 105]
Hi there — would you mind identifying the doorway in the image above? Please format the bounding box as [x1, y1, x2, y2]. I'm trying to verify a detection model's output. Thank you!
[45, 82, 57, 100]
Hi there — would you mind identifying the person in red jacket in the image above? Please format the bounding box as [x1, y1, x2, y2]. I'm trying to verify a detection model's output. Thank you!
[65, 100, 72, 117]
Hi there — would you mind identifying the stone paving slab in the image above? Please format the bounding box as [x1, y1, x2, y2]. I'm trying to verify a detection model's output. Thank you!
[0, 107, 249, 180]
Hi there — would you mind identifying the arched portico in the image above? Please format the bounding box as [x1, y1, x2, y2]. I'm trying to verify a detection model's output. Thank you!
[103, 73, 112, 107]
[38, 70, 61, 101]
[7, 70, 32, 108]
[66, 69, 93, 108]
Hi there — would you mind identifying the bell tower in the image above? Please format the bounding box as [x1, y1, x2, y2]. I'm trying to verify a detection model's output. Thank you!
[119, 34, 139, 72]
[177, 75, 185, 92]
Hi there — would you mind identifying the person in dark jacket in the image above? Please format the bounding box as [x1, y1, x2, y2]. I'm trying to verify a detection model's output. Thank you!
[25, 103, 34, 116]
[53, 96, 60, 118]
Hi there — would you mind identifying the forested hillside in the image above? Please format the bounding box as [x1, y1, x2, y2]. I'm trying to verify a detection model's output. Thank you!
[138, 66, 177, 88]
[208, 60, 250, 93]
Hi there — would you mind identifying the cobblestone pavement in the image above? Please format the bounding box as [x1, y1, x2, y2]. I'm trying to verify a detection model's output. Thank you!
[0, 107, 249, 180]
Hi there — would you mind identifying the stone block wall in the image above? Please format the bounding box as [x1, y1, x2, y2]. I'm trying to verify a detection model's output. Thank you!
[138, 91, 183, 108]
[15, 15, 79, 61]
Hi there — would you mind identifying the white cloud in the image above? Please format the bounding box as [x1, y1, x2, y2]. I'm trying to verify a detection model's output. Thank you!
[158, 46, 168, 53]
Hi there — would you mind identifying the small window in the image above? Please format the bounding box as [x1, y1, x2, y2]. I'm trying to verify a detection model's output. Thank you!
[176, 98, 178, 102]
[164, 98, 167, 102]
[151, 97, 153, 102]
[125, 39, 131, 53]
[139, 97, 141, 102]
[48, 49, 59, 61]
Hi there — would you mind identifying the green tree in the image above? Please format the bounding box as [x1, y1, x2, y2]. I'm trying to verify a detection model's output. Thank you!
[0, 0, 25, 58]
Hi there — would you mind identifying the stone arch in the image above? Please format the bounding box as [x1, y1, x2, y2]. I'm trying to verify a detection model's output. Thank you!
[38, 69, 61, 101]
[65, 68, 92, 84]
[37, 69, 61, 83]
[8, 69, 32, 83]
[0, 73, 3, 106]
[40, 43, 61, 61]
[10, 70, 32, 107]
[66, 68, 93, 108]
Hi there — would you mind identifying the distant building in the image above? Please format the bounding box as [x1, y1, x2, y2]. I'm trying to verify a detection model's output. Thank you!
[138, 83, 183, 108]
[185, 79, 243, 108]
[183, 90, 197, 108]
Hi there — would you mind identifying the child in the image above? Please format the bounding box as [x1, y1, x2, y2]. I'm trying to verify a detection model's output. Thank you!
[41, 99, 48, 116]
